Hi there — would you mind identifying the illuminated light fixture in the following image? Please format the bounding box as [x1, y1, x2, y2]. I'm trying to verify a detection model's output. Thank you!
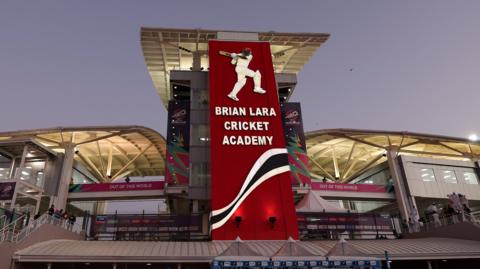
[20, 177, 25, 180]
[21, 171, 30, 175]
[468, 134, 478, 141]
[268, 216, 277, 228]
[234, 216, 242, 228]
[26, 166, 32, 169]
[146, 263, 152, 266]
[0, 174, 3, 177]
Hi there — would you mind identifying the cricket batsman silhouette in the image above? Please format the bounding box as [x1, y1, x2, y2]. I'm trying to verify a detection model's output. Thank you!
[219, 48, 265, 101]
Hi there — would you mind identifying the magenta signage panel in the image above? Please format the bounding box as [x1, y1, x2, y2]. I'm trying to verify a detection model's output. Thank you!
[311, 182, 388, 193]
[69, 181, 165, 193]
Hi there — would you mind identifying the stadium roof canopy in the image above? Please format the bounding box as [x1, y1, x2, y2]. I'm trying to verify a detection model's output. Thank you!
[306, 129, 480, 183]
[13, 238, 480, 263]
[0, 126, 166, 182]
[140, 27, 330, 107]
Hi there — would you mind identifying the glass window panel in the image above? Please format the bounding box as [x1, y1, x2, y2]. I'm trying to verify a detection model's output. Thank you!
[0, 167, 10, 180]
[419, 168, 436, 182]
[35, 171, 45, 187]
[442, 170, 457, 184]
[463, 171, 479, 185]
[72, 169, 95, 184]
[0, 156, 11, 179]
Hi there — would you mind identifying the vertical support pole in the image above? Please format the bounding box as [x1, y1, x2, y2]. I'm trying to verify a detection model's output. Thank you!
[51, 143, 75, 211]
[106, 143, 113, 178]
[9, 186, 18, 210]
[47, 263, 52, 269]
[192, 51, 202, 71]
[386, 149, 410, 222]
[331, 146, 340, 179]
[373, 214, 379, 239]
[112, 263, 117, 269]
[35, 195, 41, 215]
[384, 251, 391, 269]
[177, 263, 182, 269]
[427, 260, 433, 269]
[10, 145, 28, 210]
[15, 145, 29, 179]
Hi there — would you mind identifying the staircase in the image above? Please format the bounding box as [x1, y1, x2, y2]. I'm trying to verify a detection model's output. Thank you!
[0, 213, 84, 244]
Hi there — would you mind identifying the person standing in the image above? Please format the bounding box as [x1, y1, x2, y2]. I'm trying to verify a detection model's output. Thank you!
[409, 206, 420, 232]
[48, 204, 55, 216]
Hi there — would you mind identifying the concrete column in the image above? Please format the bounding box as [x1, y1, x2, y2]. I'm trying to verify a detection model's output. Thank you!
[51, 144, 75, 211]
[427, 260, 433, 269]
[386, 149, 411, 221]
[15, 145, 28, 179]
[9, 185, 18, 210]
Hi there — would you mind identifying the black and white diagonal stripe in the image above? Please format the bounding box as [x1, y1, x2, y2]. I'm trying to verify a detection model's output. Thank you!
[211, 148, 290, 230]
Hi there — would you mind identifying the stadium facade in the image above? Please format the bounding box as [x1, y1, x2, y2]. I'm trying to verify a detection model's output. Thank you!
[0, 28, 479, 269]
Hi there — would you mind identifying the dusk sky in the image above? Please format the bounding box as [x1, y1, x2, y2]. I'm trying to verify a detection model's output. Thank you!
[1, 1, 479, 138]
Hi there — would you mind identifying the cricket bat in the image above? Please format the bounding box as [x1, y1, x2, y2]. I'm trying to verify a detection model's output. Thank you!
[218, 51, 231, 57]
[218, 50, 247, 59]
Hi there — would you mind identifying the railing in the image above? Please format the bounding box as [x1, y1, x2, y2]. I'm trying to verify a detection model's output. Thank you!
[0, 214, 7, 230]
[405, 212, 479, 234]
[297, 212, 398, 240]
[87, 213, 208, 241]
[0, 214, 26, 242]
[0, 213, 84, 243]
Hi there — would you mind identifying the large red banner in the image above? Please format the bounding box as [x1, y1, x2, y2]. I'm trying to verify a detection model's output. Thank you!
[209, 40, 298, 240]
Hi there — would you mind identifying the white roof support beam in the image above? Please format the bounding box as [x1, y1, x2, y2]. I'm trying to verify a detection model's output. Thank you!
[75, 131, 130, 146]
[76, 151, 105, 181]
[106, 143, 113, 178]
[308, 155, 335, 180]
[331, 146, 340, 179]
[96, 141, 106, 178]
[112, 143, 153, 180]
[345, 153, 385, 182]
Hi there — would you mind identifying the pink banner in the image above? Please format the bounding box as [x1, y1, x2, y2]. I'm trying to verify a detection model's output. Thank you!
[69, 181, 165, 193]
[311, 182, 387, 193]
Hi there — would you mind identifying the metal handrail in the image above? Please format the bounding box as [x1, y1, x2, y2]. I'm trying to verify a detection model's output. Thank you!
[405, 212, 479, 234]
[0, 214, 26, 242]
[13, 214, 84, 243]
[1, 214, 84, 243]
[0, 214, 7, 230]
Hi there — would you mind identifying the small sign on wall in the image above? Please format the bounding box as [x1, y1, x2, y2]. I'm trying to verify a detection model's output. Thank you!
[0, 182, 16, 200]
